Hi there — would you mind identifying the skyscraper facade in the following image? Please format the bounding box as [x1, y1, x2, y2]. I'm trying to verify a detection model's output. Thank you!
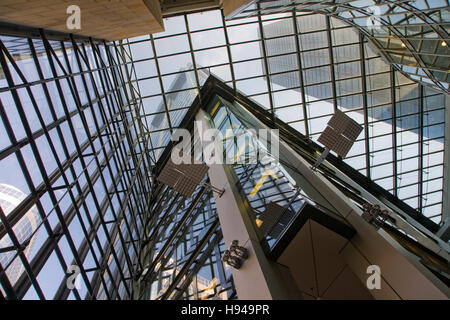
[234, 0, 450, 94]
[0, 184, 40, 285]
[149, 66, 210, 161]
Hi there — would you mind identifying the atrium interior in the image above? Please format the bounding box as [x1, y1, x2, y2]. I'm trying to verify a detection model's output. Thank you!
[0, 0, 449, 300]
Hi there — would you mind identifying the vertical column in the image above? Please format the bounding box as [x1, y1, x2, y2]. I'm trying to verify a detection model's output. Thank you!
[195, 109, 300, 300]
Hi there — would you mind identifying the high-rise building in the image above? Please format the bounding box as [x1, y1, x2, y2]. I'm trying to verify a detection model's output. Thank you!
[234, 0, 450, 94]
[0, 1, 448, 300]
[0, 184, 40, 285]
[149, 66, 210, 161]
[260, 16, 443, 138]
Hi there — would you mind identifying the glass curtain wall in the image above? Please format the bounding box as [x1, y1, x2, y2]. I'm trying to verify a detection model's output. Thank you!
[0, 29, 152, 300]
[120, 8, 446, 225]
[197, 88, 447, 283]
[134, 180, 235, 300]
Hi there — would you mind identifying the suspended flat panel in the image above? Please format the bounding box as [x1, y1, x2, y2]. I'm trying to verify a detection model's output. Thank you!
[328, 110, 362, 139]
[333, 135, 353, 158]
[158, 159, 209, 197]
[317, 126, 338, 150]
[327, 110, 349, 133]
[342, 120, 363, 141]
[318, 110, 363, 157]
[259, 202, 287, 238]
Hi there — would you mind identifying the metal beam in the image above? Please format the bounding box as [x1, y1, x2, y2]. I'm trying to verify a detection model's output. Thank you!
[437, 93, 450, 241]
[359, 33, 371, 179]
[292, 9, 310, 137]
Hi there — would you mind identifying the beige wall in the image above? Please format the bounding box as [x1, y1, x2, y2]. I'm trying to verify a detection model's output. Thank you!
[0, 0, 164, 40]
[278, 219, 375, 300]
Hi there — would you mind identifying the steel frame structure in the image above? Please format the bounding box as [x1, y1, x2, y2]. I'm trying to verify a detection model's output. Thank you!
[0, 4, 448, 300]
[133, 179, 233, 300]
[156, 74, 441, 232]
[120, 7, 446, 225]
[0, 22, 153, 299]
[147, 75, 448, 296]
[231, 0, 450, 94]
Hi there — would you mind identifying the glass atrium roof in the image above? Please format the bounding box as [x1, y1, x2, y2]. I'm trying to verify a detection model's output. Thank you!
[118, 8, 447, 224]
[231, 0, 450, 94]
[0, 4, 448, 300]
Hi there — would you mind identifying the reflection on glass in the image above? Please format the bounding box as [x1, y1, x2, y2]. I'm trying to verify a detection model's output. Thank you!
[0, 184, 40, 285]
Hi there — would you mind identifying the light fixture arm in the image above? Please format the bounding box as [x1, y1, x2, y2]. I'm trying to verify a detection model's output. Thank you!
[311, 147, 330, 171]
